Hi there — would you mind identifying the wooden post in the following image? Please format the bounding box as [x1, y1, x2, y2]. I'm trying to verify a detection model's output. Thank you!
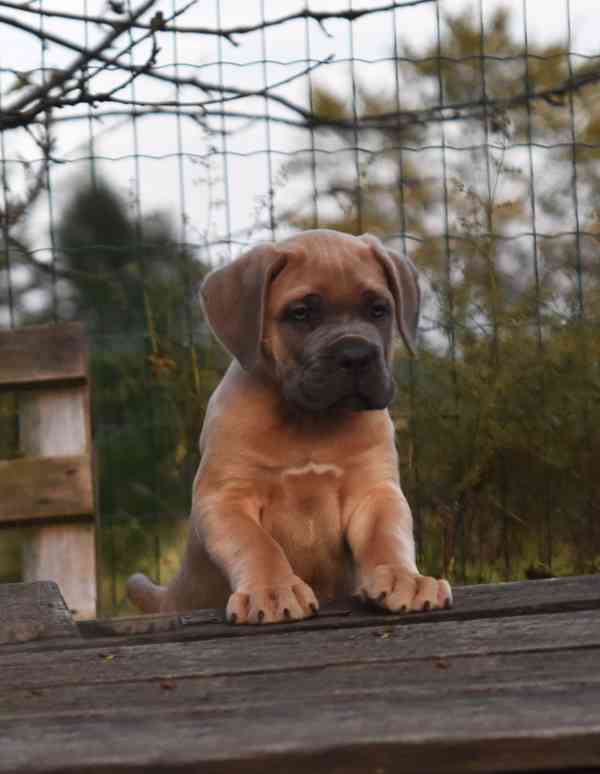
[19, 387, 96, 619]
[0, 581, 79, 644]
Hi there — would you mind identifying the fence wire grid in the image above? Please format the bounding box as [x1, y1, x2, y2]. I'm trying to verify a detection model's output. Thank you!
[1, 0, 600, 614]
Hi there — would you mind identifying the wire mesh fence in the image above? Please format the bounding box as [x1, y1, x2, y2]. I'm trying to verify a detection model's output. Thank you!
[1, 0, 599, 614]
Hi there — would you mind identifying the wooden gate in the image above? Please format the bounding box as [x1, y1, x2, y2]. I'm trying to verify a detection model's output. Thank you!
[0, 322, 97, 618]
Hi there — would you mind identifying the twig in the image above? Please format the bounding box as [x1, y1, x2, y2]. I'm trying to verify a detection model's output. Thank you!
[3, 0, 155, 116]
[42, 55, 334, 117]
[0, 0, 436, 45]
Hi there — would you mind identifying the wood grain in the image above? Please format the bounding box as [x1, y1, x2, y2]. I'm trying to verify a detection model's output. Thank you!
[0, 322, 87, 389]
[18, 381, 97, 620]
[2, 646, 599, 718]
[77, 573, 600, 646]
[1, 675, 600, 773]
[0, 581, 79, 645]
[2, 609, 599, 688]
[0, 453, 94, 523]
[1, 576, 600, 773]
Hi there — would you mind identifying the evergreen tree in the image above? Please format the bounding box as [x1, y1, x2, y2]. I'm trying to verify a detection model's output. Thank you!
[54, 175, 218, 610]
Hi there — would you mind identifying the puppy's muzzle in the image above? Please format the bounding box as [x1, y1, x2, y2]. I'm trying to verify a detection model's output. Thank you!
[327, 335, 390, 411]
[287, 332, 394, 413]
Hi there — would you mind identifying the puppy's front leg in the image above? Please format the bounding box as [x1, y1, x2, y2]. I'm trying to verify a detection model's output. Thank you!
[198, 499, 319, 624]
[347, 482, 452, 612]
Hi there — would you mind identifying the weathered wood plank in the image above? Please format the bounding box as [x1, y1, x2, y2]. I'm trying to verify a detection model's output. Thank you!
[1, 683, 600, 773]
[2, 646, 599, 719]
[2, 581, 599, 773]
[0, 581, 79, 645]
[0, 454, 94, 523]
[1, 609, 599, 688]
[77, 573, 600, 646]
[0, 322, 87, 389]
[19, 383, 97, 619]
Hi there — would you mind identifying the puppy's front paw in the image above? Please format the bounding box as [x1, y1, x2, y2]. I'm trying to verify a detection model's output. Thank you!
[356, 565, 452, 613]
[226, 576, 319, 624]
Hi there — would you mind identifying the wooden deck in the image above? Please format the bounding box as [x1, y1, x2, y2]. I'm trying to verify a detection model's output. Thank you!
[1, 574, 600, 774]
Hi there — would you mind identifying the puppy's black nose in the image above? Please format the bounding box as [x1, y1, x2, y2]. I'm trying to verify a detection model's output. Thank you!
[333, 337, 378, 375]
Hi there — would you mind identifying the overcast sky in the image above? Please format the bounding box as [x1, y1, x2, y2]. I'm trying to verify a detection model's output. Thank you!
[1, 0, 599, 293]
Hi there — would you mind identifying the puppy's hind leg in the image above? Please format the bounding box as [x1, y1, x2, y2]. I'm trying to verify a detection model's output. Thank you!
[126, 572, 167, 614]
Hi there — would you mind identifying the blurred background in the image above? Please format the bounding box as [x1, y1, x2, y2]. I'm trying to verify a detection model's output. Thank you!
[1, 0, 599, 614]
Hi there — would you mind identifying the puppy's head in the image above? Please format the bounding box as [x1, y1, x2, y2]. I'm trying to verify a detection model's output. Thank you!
[200, 230, 420, 413]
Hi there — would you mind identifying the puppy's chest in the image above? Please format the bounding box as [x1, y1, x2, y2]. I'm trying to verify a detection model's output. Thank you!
[265, 462, 347, 582]
[279, 459, 343, 506]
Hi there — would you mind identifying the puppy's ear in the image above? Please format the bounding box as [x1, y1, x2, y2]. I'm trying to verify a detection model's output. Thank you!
[200, 243, 286, 370]
[361, 233, 420, 355]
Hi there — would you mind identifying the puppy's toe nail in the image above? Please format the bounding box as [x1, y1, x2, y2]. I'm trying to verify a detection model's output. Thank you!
[283, 607, 291, 620]
[309, 603, 319, 615]
[376, 591, 387, 604]
[444, 597, 452, 610]
[228, 612, 237, 624]
[423, 600, 431, 611]
[257, 609, 265, 623]
[400, 605, 408, 613]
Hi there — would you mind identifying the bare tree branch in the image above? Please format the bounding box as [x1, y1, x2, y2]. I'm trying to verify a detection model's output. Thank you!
[0, 0, 323, 131]
[37, 54, 334, 126]
[0, 0, 598, 140]
[0, 0, 156, 129]
[349, 65, 600, 130]
[20, 62, 600, 139]
[0, 0, 436, 45]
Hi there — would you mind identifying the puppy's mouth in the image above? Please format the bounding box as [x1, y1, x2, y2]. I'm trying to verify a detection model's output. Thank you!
[331, 393, 377, 412]
[294, 382, 393, 414]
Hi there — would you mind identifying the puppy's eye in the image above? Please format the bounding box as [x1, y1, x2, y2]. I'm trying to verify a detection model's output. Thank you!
[288, 304, 310, 322]
[370, 301, 390, 320]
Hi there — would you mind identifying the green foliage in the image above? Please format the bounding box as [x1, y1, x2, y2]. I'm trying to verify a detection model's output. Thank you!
[393, 323, 600, 580]
[311, 86, 350, 121]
